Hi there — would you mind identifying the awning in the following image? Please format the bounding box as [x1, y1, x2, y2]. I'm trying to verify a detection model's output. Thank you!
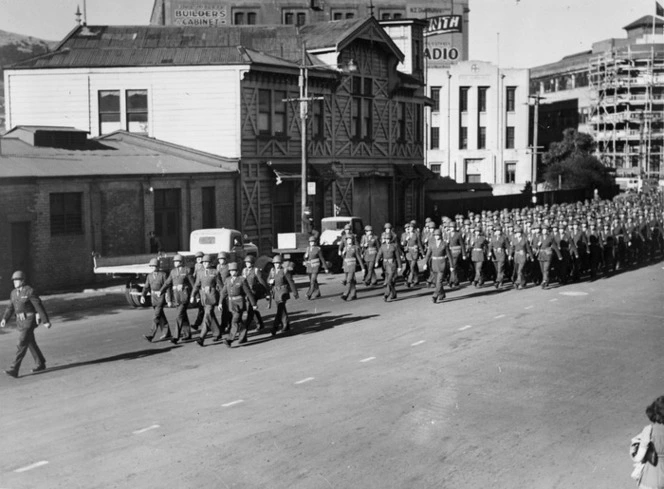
[267, 161, 341, 181]
[394, 163, 420, 180]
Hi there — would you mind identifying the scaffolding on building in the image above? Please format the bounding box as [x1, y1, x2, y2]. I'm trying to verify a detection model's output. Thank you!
[588, 45, 664, 179]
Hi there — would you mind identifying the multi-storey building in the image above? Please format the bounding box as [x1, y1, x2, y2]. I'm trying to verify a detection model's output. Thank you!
[530, 15, 664, 178]
[5, 17, 430, 255]
[426, 61, 531, 189]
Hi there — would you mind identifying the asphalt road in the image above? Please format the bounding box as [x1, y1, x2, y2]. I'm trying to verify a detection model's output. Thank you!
[1, 263, 663, 489]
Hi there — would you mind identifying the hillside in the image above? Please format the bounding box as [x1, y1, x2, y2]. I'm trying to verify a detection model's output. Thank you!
[0, 29, 58, 131]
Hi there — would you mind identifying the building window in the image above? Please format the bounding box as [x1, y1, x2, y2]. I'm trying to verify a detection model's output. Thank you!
[466, 174, 482, 183]
[258, 89, 271, 134]
[274, 90, 287, 135]
[506, 86, 516, 112]
[431, 86, 441, 112]
[352, 76, 373, 140]
[459, 126, 468, 149]
[312, 99, 325, 139]
[505, 162, 516, 183]
[505, 126, 515, 149]
[98, 90, 121, 135]
[414, 40, 422, 71]
[478, 87, 488, 113]
[380, 10, 405, 19]
[415, 105, 422, 143]
[283, 10, 306, 25]
[431, 164, 441, 174]
[202, 186, 216, 229]
[50, 192, 83, 236]
[257, 90, 288, 137]
[459, 87, 469, 112]
[398, 102, 406, 140]
[126, 90, 148, 134]
[478, 126, 487, 149]
[332, 9, 355, 19]
[430, 127, 440, 149]
[234, 11, 258, 24]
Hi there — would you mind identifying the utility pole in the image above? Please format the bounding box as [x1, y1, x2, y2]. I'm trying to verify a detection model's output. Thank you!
[528, 94, 545, 195]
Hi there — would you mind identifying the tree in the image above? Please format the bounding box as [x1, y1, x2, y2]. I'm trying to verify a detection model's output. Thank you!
[541, 129, 613, 189]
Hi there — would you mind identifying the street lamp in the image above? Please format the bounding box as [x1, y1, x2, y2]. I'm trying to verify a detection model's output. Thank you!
[285, 51, 357, 232]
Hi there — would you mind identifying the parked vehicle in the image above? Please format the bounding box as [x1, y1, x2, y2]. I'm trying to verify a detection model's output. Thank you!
[93, 228, 265, 307]
[272, 216, 364, 273]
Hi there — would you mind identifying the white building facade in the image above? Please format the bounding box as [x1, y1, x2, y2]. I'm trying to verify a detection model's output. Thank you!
[425, 61, 532, 190]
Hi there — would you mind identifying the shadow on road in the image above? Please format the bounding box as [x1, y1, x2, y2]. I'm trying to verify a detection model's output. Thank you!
[46, 294, 130, 324]
[39, 346, 179, 374]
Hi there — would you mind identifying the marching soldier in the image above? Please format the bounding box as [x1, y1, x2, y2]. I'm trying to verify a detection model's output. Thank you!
[587, 222, 603, 280]
[243, 255, 268, 330]
[191, 251, 205, 330]
[424, 229, 451, 303]
[511, 228, 534, 290]
[219, 262, 256, 347]
[303, 236, 329, 299]
[489, 227, 510, 289]
[469, 227, 488, 287]
[191, 254, 223, 346]
[337, 223, 355, 257]
[447, 222, 466, 287]
[268, 255, 299, 335]
[600, 222, 615, 275]
[216, 251, 232, 334]
[402, 222, 423, 287]
[340, 235, 365, 301]
[612, 218, 628, 271]
[571, 221, 589, 280]
[141, 258, 172, 343]
[552, 223, 573, 285]
[360, 225, 379, 286]
[538, 225, 563, 289]
[159, 254, 195, 341]
[375, 232, 402, 302]
[2, 271, 52, 378]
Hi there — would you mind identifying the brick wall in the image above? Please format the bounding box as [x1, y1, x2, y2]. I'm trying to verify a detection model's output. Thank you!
[100, 181, 145, 256]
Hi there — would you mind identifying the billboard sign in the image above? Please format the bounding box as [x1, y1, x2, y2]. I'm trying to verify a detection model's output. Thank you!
[424, 15, 462, 37]
[172, 3, 228, 26]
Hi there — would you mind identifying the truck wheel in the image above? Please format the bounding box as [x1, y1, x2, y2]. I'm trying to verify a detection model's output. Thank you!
[324, 251, 342, 273]
[125, 279, 149, 308]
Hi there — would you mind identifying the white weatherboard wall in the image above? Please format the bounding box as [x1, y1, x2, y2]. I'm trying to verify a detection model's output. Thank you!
[4, 65, 247, 158]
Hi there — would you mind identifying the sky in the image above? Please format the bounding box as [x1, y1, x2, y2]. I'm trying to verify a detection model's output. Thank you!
[0, 0, 656, 68]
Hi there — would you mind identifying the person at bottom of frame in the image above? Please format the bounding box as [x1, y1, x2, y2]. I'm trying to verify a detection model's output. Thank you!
[1, 271, 52, 378]
[191, 254, 223, 346]
[375, 232, 403, 302]
[423, 229, 451, 303]
[141, 258, 172, 343]
[267, 254, 299, 336]
[219, 262, 256, 347]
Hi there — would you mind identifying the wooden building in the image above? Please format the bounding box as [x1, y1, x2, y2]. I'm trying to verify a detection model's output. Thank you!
[5, 17, 433, 255]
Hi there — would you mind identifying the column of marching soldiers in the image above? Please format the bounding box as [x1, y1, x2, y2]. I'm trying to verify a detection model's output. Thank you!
[142, 192, 664, 348]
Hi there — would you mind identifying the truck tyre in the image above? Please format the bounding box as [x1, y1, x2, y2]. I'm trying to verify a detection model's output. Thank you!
[125, 278, 149, 308]
[323, 249, 342, 273]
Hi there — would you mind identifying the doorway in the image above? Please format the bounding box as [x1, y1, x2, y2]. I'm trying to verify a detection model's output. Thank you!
[154, 189, 181, 252]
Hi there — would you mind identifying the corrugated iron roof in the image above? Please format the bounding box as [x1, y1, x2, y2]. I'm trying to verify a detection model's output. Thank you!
[0, 129, 237, 178]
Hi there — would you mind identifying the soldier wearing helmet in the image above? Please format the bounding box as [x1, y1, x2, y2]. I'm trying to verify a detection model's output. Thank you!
[375, 231, 402, 301]
[304, 235, 330, 300]
[267, 254, 299, 336]
[191, 254, 223, 346]
[242, 254, 269, 330]
[447, 221, 466, 288]
[340, 234, 365, 301]
[489, 226, 510, 289]
[219, 261, 257, 347]
[140, 258, 172, 343]
[216, 251, 232, 332]
[510, 227, 534, 289]
[423, 228, 451, 303]
[360, 225, 380, 286]
[190, 251, 206, 331]
[159, 254, 195, 341]
[2, 271, 52, 378]
[401, 221, 423, 288]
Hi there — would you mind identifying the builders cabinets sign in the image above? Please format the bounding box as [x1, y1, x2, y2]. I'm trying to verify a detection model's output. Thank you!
[173, 4, 228, 25]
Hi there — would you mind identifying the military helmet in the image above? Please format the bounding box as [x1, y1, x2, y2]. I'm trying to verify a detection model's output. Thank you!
[173, 254, 184, 262]
[272, 255, 283, 263]
[364, 225, 373, 232]
[218, 251, 229, 260]
[11, 270, 25, 281]
[384, 222, 392, 229]
[308, 235, 317, 242]
[148, 258, 159, 267]
[244, 254, 255, 263]
[344, 224, 351, 231]
[202, 254, 212, 263]
[433, 229, 442, 237]
[228, 262, 238, 271]
[195, 251, 204, 258]
[381, 232, 392, 241]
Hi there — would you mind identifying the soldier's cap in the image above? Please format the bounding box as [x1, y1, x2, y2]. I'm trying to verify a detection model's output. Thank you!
[494, 227, 502, 233]
[148, 258, 159, 267]
[309, 235, 317, 242]
[514, 227, 523, 234]
[433, 229, 442, 237]
[473, 227, 480, 232]
[202, 254, 212, 263]
[542, 225, 550, 230]
[344, 224, 351, 230]
[218, 252, 229, 259]
[364, 225, 373, 232]
[410, 220, 417, 226]
[244, 254, 255, 263]
[173, 254, 184, 262]
[381, 232, 392, 240]
[272, 255, 283, 263]
[425, 217, 432, 223]
[228, 262, 239, 271]
[11, 270, 25, 280]
[384, 222, 392, 229]
[427, 221, 435, 228]
[195, 251, 204, 258]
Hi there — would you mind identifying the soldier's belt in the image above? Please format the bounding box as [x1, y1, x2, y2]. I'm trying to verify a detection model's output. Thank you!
[431, 256, 445, 260]
[344, 258, 357, 264]
[473, 248, 483, 251]
[384, 258, 395, 263]
[515, 250, 525, 254]
[202, 286, 214, 293]
[450, 246, 461, 251]
[17, 312, 34, 320]
[309, 259, 320, 265]
[174, 285, 185, 291]
[229, 295, 243, 301]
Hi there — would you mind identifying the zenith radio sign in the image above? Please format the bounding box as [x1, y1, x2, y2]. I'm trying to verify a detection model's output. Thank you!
[424, 15, 462, 37]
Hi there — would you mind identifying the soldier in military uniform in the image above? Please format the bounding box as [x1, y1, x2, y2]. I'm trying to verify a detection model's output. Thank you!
[340, 235, 365, 300]
[303, 236, 329, 299]
[216, 251, 232, 334]
[538, 225, 563, 289]
[219, 262, 256, 347]
[423, 229, 451, 303]
[191, 251, 205, 330]
[402, 222, 423, 287]
[140, 258, 172, 343]
[511, 228, 534, 290]
[447, 222, 466, 287]
[360, 225, 379, 286]
[2, 271, 52, 378]
[159, 254, 195, 341]
[600, 222, 615, 275]
[489, 226, 510, 289]
[587, 222, 603, 280]
[268, 255, 299, 335]
[243, 255, 268, 330]
[469, 227, 488, 287]
[375, 232, 402, 302]
[191, 254, 223, 346]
